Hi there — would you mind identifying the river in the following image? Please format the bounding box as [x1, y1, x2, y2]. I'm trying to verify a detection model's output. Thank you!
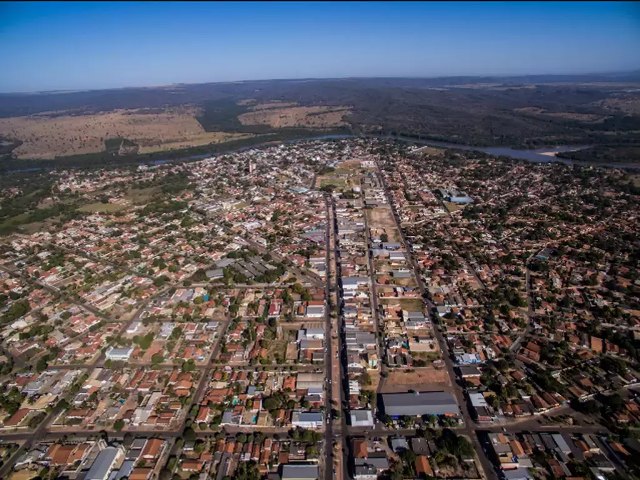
[5, 133, 639, 173]
[377, 135, 640, 170]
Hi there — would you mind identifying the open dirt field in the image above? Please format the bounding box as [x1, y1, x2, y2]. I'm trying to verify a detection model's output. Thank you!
[379, 297, 425, 311]
[0, 106, 252, 159]
[367, 207, 401, 241]
[238, 103, 351, 129]
[379, 367, 452, 393]
[443, 201, 466, 213]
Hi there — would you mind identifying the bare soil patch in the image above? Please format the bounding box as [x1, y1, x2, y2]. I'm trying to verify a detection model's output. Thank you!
[443, 202, 465, 213]
[379, 298, 425, 311]
[367, 208, 401, 241]
[380, 367, 452, 393]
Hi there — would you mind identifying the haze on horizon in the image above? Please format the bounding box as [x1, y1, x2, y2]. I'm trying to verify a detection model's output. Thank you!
[1, 1, 639, 93]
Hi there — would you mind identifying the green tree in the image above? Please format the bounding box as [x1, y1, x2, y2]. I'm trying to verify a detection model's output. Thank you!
[182, 359, 196, 372]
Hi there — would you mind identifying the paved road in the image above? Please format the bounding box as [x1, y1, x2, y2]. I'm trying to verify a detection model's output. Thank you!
[329, 196, 351, 480]
[323, 195, 335, 480]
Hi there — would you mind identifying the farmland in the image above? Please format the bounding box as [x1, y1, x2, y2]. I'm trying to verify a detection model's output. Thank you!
[0, 106, 251, 159]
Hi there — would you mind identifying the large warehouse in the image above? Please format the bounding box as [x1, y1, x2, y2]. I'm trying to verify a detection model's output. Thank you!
[381, 391, 459, 417]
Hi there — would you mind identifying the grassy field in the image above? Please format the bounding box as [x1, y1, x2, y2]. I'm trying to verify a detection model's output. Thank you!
[0, 214, 62, 236]
[77, 202, 128, 214]
[319, 177, 348, 189]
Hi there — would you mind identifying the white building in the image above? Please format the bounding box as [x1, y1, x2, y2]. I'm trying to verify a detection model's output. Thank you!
[350, 410, 374, 427]
[291, 411, 324, 429]
[305, 305, 325, 318]
[105, 347, 134, 362]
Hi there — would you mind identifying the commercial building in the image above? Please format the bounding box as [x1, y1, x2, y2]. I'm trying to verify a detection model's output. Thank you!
[281, 464, 320, 480]
[85, 445, 125, 480]
[105, 347, 134, 362]
[381, 391, 458, 417]
[291, 411, 324, 429]
[350, 409, 375, 427]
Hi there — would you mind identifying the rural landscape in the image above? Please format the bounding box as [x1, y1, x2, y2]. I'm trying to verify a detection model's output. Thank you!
[1, 73, 640, 171]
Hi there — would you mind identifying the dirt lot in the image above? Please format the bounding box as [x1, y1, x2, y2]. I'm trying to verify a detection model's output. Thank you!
[379, 367, 452, 393]
[366, 207, 401, 241]
[379, 297, 425, 311]
[0, 106, 252, 159]
[238, 102, 351, 129]
[443, 201, 466, 213]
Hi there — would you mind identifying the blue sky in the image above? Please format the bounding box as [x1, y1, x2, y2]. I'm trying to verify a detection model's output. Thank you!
[1, 1, 639, 92]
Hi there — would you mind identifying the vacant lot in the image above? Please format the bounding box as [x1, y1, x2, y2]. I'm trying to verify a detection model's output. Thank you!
[0, 106, 252, 159]
[379, 298, 424, 311]
[367, 207, 401, 241]
[379, 367, 452, 392]
[238, 103, 351, 129]
[443, 201, 466, 213]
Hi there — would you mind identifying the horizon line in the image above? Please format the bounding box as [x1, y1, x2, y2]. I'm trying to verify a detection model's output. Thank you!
[1, 68, 639, 96]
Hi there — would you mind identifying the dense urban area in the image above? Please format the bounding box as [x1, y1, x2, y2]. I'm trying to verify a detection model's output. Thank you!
[0, 137, 638, 480]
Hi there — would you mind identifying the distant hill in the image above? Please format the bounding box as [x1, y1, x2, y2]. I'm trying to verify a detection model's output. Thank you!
[1, 72, 639, 118]
[0, 73, 639, 165]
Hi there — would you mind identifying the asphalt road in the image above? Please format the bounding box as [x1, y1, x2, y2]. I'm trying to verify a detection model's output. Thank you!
[330, 196, 352, 480]
[323, 195, 335, 480]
